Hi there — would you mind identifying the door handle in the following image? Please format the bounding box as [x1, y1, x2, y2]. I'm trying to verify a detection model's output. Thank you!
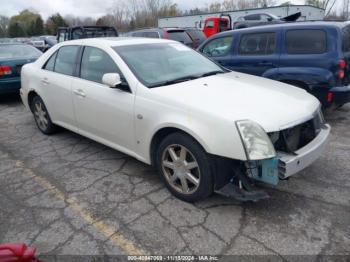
[73, 89, 86, 98]
[41, 78, 49, 85]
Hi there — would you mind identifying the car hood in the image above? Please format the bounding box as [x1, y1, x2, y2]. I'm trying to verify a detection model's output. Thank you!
[150, 72, 320, 132]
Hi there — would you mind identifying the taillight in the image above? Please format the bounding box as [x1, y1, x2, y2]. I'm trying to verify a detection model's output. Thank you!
[339, 59, 346, 69]
[0, 65, 12, 77]
[327, 92, 333, 103]
[338, 70, 345, 79]
[337, 59, 346, 79]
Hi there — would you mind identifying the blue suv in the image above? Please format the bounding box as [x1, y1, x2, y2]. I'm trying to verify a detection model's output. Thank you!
[198, 22, 350, 108]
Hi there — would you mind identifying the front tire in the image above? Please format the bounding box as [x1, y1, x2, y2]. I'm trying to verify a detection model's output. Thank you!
[31, 96, 57, 135]
[155, 132, 213, 202]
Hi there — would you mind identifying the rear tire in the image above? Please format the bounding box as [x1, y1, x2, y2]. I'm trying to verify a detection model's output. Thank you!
[31, 96, 57, 135]
[155, 132, 214, 202]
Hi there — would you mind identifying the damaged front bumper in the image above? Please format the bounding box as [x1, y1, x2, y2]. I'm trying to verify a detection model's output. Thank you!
[277, 124, 331, 179]
[215, 123, 331, 202]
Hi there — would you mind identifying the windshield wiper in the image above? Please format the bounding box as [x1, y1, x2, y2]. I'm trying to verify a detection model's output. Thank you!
[149, 71, 225, 88]
[149, 75, 199, 88]
[199, 70, 225, 77]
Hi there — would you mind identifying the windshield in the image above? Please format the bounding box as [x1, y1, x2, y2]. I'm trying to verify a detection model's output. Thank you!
[113, 43, 224, 88]
[0, 44, 42, 59]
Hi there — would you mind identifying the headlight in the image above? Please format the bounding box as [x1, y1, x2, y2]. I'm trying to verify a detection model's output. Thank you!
[236, 120, 276, 160]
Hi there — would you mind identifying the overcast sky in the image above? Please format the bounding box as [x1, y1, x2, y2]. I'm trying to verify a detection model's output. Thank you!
[0, 0, 334, 19]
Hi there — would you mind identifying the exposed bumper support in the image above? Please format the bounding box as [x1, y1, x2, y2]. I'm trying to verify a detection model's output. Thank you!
[278, 124, 331, 179]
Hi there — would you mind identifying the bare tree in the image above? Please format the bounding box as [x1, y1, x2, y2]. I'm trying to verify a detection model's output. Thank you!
[0, 15, 9, 37]
[222, 0, 237, 10]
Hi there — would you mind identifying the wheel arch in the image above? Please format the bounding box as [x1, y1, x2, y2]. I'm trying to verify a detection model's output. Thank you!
[27, 90, 39, 112]
[149, 126, 209, 167]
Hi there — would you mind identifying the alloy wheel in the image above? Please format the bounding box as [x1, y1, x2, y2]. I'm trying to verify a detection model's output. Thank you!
[33, 101, 49, 131]
[161, 144, 201, 194]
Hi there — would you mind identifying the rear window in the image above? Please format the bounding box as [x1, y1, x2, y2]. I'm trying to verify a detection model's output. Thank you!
[167, 31, 192, 44]
[186, 30, 206, 41]
[286, 29, 326, 54]
[0, 44, 42, 59]
[342, 26, 350, 52]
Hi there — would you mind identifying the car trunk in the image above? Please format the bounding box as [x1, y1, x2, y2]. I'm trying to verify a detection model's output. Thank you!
[0, 58, 36, 79]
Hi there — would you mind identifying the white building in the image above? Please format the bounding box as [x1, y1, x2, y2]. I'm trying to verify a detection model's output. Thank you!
[158, 5, 325, 29]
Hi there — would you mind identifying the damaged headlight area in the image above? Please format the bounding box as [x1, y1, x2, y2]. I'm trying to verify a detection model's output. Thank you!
[236, 120, 276, 160]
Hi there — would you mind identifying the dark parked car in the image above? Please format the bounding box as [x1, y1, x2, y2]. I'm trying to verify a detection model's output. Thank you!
[57, 26, 118, 43]
[184, 28, 207, 48]
[127, 28, 194, 48]
[233, 12, 301, 29]
[198, 21, 350, 108]
[0, 43, 42, 95]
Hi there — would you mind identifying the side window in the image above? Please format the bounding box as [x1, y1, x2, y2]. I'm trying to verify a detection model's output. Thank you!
[202, 36, 233, 57]
[286, 30, 326, 54]
[245, 14, 260, 21]
[54, 46, 80, 76]
[144, 32, 159, 38]
[58, 30, 66, 43]
[206, 21, 214, 28]
[133, 32, 144, 37]
[260, 14, 272, 22]
[343, 26, 350, 52]
[238, 32, 276, 55]
[72, 28, 84, 40]
[80, 46, 120, 84]
[43, 51, 58, 71]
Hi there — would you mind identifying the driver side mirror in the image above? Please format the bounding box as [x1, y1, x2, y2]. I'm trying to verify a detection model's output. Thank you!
[102, 73, 122, 88]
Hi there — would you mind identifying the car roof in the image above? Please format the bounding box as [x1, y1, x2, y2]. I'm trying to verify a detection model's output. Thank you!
[218, 21, 347, 37]
[59, 37, 177, 47]
[128, 27, 186, 33]
[0, 43, 29, 46]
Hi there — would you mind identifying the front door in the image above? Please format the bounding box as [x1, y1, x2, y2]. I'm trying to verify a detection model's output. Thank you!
[71, 46, 135, 153]
[201, 35, 235, 69]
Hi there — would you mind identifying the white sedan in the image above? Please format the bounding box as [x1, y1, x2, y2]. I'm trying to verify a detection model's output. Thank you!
[20, 37, 331, 202]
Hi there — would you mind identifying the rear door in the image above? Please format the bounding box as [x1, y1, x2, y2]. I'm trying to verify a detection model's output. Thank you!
[39, 45, 80, 130]
[229, 31, 279, 76]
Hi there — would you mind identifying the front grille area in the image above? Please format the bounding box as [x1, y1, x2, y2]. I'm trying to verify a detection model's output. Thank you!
[269, 111, 324, 153]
